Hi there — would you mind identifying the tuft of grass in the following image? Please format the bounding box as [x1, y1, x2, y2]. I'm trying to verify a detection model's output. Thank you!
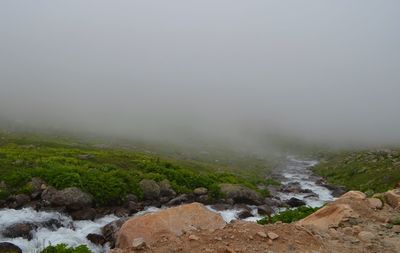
[257, 206, 320, 225]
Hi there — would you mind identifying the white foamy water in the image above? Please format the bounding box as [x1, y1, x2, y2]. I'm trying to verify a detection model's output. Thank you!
[277, 156, 335, 207]
[206, 205, 263, 223]
[0, 208, 118, 253]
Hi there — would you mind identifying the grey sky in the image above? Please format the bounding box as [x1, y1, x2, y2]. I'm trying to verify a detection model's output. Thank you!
[1, 1, 399, 147]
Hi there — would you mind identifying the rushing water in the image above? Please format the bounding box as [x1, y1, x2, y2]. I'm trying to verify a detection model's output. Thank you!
[0, 157, 334, 252]
[277, 156, 335, 207]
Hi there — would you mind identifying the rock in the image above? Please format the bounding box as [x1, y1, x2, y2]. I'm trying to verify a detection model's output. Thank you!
[237, 209, 253, 219]
[0, 242, 22, 253]
[124, 194, 138, 203]
[189, 234, 200, 241]
[132, 237, 146, 249]
[39, 218, 63, 230]
[194, 187, 208, 195]
[341, 191, 366, 200]
[28, 177, 46, 199]
[114, 208, 129, 217]
[102, 218, 128, 248]
[367, 198, 383, 210]
[256, 231, 267, 238]
[14, 194, 30, 208]
[324, 184, 347, 197]
[257, 205, 273, 216]
[298, 203, 353, 231]
[264, 197, 287, 208]
[219, 184, 262, 205]
[126, 201, 143, 214]
[116, 203, 226, 248]
[158, 179, 176, 198]
[196, 194, 209, 204]
[210, 203, 231, 211]
[358, 231, 375, 241]
[87, 233, 106, 245]
[281, 182, 303, 193]
[166, 194, 193, 206]
[70, 208, 97, 220]
[41, 186, 58, 204]
[139, 179, 160, 200]
[51, 187, 93, 210]
[286, 197, 306, 207]
[384, 189, 400, 208]
[2, 223, 36, 240]
[392, 225, 400, 233]
[267, 232, 279, 240]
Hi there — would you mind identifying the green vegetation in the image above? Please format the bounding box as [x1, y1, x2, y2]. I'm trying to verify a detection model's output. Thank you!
[40, 244, 91, 253]
[0, 131, 276, 204]
[257, 206, 320, 225]
[313, 149, 400, 193]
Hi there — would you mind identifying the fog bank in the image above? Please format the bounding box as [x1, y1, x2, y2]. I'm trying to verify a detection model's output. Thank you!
[1, 1, 400, 149]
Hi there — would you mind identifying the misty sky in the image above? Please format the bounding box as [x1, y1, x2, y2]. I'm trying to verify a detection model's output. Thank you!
[1, 1, 400, 147]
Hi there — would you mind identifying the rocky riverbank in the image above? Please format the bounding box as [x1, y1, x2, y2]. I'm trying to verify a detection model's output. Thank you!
[0, 157, 342, 252]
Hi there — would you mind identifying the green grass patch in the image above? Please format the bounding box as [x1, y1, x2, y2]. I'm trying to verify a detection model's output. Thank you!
[40, 244, 91, 253]
[257, 206, 320, 225]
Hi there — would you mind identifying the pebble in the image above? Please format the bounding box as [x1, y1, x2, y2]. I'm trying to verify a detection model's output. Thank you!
[267, 232, 279, 240]
[189, 234, 200, 241]
[257, 231, 267, 238]
[132, 237, 146, 249]
[358, 231, 375, 242]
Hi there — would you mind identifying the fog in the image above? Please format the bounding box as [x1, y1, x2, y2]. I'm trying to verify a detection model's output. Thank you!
[1, 1, 400, 150]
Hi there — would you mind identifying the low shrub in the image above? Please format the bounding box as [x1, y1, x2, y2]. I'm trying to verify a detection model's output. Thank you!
[40, 244, 91, 253]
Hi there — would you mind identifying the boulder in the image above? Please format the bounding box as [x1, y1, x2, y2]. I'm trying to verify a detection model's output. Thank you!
[116, 203, 226, 248]
[2, 223, 36, 240]
[219, 184, 262, 205]
[41, 186, 58, 204]
[51, 187, 93, 210]
[367, 198, 383, 210]
[28, 177, 46, 199]
[237, 209, 253, 219]
[13, 194, 30, 208]
[124, 194, 138, 203]
[286, 197, 306, 207]
[158, 179, 176, 198]
[126, 201, 144, 214]
[70, 208, 97, 220]
[196, 194, 209, 204]
[281, 182, 303, 193]
[166, 194, 193, 206]
[102, 218, 128, 248]
[324, 184, 347, 197]
[341, 191, 366, 200]
[139, 179, 160, 200]
[194, 187, 208, 196]
[384, 189, 400, 208]
[257, 205, 274, 216]
[86, 233, 106, 246]
[0, 242, 22, 253]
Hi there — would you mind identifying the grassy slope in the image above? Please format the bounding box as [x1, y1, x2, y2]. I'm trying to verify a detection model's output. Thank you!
[0, 131, 277, 205]
[313, 149, 400, 193]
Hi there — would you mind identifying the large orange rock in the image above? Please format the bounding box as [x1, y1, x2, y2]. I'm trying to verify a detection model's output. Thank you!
[116, 202, 226, 249]
[385, 189, 400, 208]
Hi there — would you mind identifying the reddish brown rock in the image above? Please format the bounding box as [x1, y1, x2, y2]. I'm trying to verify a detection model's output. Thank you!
[116, 202, 226, 248]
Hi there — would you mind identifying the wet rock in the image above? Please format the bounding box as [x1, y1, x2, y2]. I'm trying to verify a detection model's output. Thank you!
[13, 194, 30, 208]
[51, 187, 93, 210]
[102, 218, 128, 248]
[324, 184, 347, 197]
[126, 201, 143, 214]
[194, 187, 208, 195]
[196, 194, 209, 204]
[219, 184, 262, 205]
[210, 203, 231, 211]
[41, 186, 58, 204]
[124, 194, 138, 203]
[139, 179, 160, 200]
[237, 209, 253, 219]
[114, 208, 129, 217]
[70, 208, 97, 220]
[281, 182, 303, 193]
[264, 197, 287, 207]
[166, 194, 193, 206]
[87, 233, 106, 245]
[286, 197, 306, 207]
[39, 218, 62, 230]
[158, 179, 176, 198]
[0, 242, 22, 253]
[257, 205, 274, 216]
[2, 223, 36, 240]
